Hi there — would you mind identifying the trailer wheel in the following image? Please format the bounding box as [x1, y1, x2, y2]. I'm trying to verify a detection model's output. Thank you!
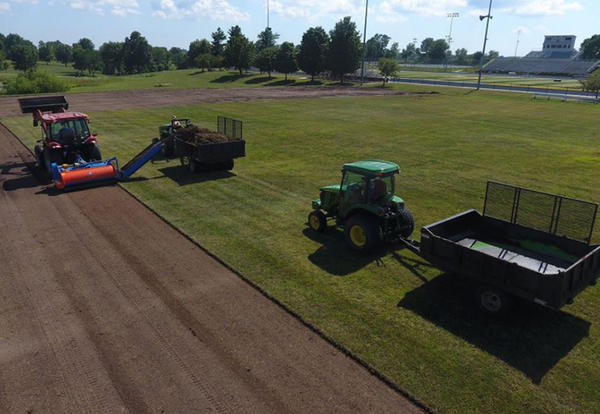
[308, 210, 327, 232]
[180, 155, 197, 173]
[398, 208, 415, 238]
[344, 214, 382, 252]
[476, 286, 512, 316]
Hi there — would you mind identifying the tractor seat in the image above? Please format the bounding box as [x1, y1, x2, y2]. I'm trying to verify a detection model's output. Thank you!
[372, 179, 387, 199]
[58, 127, 76, 145]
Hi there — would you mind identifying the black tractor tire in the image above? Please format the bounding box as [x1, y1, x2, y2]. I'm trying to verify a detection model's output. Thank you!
[43, 147, 62, 176]
[398, 207, 415, 238]
[344, 214, 382, 252]
[34, 145, 44, 170]
[308, 210, 327, 232]
[476, 286, 513, 316]
[86, 143, 102, 162]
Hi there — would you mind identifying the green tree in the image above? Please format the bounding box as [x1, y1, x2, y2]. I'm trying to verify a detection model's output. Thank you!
[99, 42, 123, 74]
[56, 43, 73, 66]
[12, 43, 38, 71]
[400, 42, 418, 62]
[75, 38, 95, 51]
[366, 34, 390, 60]
[580, 71, 600, 99]
[194, 53, 213, 72]
[224, 25, 254, 75]
[122, 31, 152, 74]
[419, 38, 434, 58]
[454, 48, 468, 65]
[211, 27, 226, 56]
[298, 27, 329, 82]
[275, 42, 297, 81]
[384, 42, 400, 60]
[256, 27, 279, 52]
[378, 58, 398, 86]
[0, 33, 5, 56]
[188, 39, 212, 67]
[471, 51, 483, 66]
[151, 47, 170, 71]
[73, 46, 101, 75]
[326, 16, 362, 83]
[169, 47, 187, 69]
[427, 39, 449, 62]
[255, 47, 277, 78]
[580, 35, 600, 60]
[38, 41, 55, 63]
[5, 34, 25, 60]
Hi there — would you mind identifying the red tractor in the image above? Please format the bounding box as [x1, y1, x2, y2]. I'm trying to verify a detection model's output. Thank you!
[19, 96, 102, 175]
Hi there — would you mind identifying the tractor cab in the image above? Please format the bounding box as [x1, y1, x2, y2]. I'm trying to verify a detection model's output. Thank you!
[309, 160, 414, 251]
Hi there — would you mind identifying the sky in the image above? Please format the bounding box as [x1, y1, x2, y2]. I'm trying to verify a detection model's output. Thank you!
[0, 0, 598, 57]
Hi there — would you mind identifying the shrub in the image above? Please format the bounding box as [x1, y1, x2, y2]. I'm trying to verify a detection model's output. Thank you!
[6, 70, 70, 95]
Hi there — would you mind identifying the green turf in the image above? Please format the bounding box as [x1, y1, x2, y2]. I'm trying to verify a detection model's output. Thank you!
[4, 87, 600, 414]
[0, 61, 347, 94]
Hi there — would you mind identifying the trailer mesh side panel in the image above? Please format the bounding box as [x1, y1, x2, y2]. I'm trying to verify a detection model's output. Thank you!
[484, 181, 598, 244]
[217, 117, 243, 140]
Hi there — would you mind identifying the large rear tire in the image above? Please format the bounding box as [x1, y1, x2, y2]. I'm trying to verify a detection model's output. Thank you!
[344, 214, 382, 252]
[86, 143, 102, 161]
[43, 147, 62, 177]
[398, 207, 415, 238]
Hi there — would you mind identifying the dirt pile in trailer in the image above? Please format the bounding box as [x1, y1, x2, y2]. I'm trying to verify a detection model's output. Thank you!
[175, 126, 239, 144]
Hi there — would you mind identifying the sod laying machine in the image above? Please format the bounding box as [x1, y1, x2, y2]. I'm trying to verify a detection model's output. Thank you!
[309, 160, 600, 314]
[19, 96, 245, 190]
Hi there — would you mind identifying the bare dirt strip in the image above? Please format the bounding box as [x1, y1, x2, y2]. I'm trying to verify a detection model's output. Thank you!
[0, 123, 424, 413]
[0, 86, 408, 117]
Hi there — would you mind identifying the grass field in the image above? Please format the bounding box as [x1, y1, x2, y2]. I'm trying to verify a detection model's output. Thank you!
[0, 60, 587, 95]
[0, 61, 342, 94]
[4, 87, 600, 414]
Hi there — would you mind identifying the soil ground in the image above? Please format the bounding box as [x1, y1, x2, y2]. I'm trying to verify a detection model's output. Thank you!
[0, 122, 423, 413]
[0, 86, 407, 118]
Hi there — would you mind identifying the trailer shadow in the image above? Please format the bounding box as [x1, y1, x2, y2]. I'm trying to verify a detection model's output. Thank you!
[303, 227, 386, 276]
[158, 166, 235, 187]
[398, 273, 591, 384]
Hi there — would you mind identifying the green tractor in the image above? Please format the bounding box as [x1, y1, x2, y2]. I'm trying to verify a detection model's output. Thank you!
[156, 117, 192, 157]
[308, 160, 415, 251]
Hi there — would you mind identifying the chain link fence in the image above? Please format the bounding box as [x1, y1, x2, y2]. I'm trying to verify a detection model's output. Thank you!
[483, 181, 598, 244]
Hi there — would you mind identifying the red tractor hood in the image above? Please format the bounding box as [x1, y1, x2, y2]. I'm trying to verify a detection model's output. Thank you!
[41, 112, 89, 123]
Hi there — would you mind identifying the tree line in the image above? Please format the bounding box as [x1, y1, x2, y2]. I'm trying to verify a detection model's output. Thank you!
[2, 24, 600, 80]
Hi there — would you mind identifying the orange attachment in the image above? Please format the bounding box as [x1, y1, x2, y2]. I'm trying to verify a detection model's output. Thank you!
[55, 165, 118, 190]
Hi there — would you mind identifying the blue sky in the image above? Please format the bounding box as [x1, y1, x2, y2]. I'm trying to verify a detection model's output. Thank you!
[0, 0, 597, 57]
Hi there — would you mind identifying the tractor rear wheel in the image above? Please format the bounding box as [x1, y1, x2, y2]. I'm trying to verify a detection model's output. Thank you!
[398, 208, 415, 238]
[86, 144, 102, 161]
[344, 214, 382, 252]
[43, 147, 62, 176]
[308, 210, 327, 232]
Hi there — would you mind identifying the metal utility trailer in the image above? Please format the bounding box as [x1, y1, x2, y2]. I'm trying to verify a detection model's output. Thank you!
[175, 117, 245, 173]
[402, 182, 600, 314]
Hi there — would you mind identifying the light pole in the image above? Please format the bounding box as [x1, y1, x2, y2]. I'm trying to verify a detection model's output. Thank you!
[514, 29, 521, 57]
[360, 0, 369, 85]
[267, 0, 270, 28]
[445, 12, 459, 70]
[477, 0, 493, 90]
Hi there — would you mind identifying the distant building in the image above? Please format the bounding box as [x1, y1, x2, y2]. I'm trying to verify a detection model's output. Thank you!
[484, 35, 599, 77]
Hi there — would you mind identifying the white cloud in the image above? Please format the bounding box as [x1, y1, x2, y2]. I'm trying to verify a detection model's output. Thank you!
[67, 0, 140, 17]
[0, 2, 10, 12]
[268, 0, 362, 20]
[153, 0, 249, 21]
[509, 0, 581, 16]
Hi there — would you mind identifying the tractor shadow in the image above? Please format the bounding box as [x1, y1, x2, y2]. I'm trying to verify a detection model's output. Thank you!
[158, 166, 235, 186]
[398, 272, 591, 384]
[303, 227, 386, 276]
[1, 161, 48, 191]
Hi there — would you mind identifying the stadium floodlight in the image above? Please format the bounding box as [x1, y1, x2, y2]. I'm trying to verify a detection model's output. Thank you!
[477, 0, 494, 90]
[445, 12, 460, 70]
[360, 0, 369, 86]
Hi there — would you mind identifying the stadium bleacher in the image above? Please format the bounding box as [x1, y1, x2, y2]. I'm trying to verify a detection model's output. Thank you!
[484, 57, 600, 76]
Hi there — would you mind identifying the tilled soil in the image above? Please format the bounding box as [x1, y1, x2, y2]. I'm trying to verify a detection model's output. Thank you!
[0, 86, 407, 117]
[0, 123, 423, 413]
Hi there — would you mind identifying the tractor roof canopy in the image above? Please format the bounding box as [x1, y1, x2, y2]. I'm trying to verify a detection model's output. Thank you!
[41, 112, 89, 124]
[342, 160, 400, 176]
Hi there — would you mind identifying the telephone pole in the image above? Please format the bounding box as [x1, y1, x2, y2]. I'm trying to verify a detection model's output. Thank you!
[477, 0, 493, 90]
[360, 0, 369, 85]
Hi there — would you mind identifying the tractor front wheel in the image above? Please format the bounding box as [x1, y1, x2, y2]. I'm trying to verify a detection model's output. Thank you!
[344, 214, 382, 252]
[398, 208, 415, 238]
[308, 210, 327, 232]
